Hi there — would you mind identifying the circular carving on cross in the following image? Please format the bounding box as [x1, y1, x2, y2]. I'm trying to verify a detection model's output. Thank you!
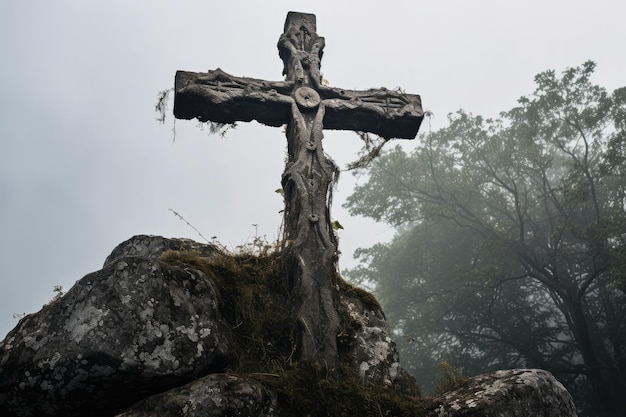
[294, 87, 321, 110]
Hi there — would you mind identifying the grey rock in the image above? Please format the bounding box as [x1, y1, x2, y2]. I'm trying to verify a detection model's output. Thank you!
[115, 373, 277, 417]
[0, 240, 230, 417]
[339, 290, 419, 395]
[104, 234, 218, 267]
[431, 369, 578, 417]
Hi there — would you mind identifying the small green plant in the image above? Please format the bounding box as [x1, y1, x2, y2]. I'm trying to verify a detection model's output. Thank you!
[52, 285, 64, 301]
[43, 285, 65, 306]
[231, 224, 280, 258]
[169, 209, 212, 244]
[168, 209, 285, 256]
[434, 360, 469, 394]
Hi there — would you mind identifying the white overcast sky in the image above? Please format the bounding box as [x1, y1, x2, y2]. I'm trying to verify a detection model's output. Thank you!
[1, 0, 624, 338]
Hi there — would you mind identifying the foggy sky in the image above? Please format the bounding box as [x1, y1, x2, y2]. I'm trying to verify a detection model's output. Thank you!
[1, 0, 624, 338]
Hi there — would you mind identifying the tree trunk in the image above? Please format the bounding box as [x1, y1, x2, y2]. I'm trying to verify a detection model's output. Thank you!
[568, 298, 626, 416]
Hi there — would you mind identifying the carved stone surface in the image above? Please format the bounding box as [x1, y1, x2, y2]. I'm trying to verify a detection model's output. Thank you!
[173, 11, 423, 367]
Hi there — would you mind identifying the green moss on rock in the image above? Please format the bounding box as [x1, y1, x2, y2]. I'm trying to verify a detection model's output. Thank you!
[159, 249, 430, 416]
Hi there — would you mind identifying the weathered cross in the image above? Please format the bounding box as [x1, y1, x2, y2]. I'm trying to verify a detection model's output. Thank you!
[174, 12, 423, 365]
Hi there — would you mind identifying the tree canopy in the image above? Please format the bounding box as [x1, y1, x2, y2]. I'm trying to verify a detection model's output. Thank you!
[344, 61, 626, 417]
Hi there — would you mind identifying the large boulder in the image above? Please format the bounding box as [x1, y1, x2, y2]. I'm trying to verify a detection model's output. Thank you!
[430, 369, 577, 417]
[115, 373, 277, 417]
[0, 236, 230, 416]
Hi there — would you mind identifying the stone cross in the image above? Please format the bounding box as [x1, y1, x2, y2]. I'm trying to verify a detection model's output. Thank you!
[174, 12, 423, 365]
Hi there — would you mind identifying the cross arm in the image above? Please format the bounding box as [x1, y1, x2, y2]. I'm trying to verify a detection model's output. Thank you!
[318, 86, 424, 139]
[174, 68, 295, 127]
[174, 69, 424, 140]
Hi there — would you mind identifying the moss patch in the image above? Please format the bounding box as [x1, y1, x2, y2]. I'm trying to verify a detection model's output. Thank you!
[256, 362, 429, 417]
[337, 275, 381, 312]
[434, 360, 470, 395]
[160, 249, 293, 372]
[159, 249, 434, 416]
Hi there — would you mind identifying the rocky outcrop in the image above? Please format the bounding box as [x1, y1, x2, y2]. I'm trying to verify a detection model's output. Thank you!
[431, 369, 577, 417]
[0, 236, 229, 416]
[0, 235, 577, 416]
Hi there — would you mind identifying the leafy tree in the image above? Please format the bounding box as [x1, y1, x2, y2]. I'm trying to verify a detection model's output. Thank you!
[344, 62, 626, 417]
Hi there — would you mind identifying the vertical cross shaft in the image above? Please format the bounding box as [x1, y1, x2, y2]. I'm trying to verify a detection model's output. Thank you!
[279, 13, 341, 365]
